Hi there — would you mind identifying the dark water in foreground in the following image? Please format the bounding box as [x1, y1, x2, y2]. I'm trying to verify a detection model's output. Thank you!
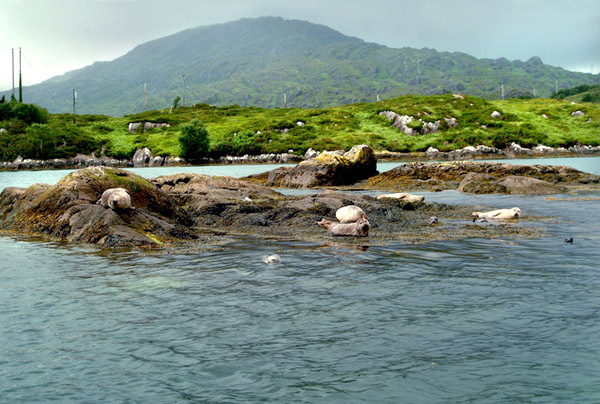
[1, 157, 600, 403]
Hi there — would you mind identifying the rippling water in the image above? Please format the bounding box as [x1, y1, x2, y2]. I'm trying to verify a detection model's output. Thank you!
[1, 158, 600, 403]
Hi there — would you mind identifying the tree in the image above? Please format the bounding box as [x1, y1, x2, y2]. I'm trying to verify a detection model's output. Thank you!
[179, 119, 210, 162]
[172, 96, 181, 109]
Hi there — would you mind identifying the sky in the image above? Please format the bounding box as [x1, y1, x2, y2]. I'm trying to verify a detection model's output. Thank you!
[1, 0, 599, 91]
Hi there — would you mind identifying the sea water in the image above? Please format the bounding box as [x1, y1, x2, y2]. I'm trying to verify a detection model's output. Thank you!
[1, 157, 599, 403]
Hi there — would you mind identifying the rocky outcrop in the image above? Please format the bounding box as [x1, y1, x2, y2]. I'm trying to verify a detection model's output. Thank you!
[128, 122, 171, 133]
[0, 167, 549, 249]
[365, 161, 600, 193]
[246, 145, 378, 188]
[458, 172, 564, 195]
[0, 167, 194, 247]
[379, 111, 441, 135]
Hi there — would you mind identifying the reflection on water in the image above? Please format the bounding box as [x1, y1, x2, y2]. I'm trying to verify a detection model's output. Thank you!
[1, 157, 600, 403]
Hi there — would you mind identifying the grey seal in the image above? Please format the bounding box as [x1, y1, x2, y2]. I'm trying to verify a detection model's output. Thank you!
[97, 188, 133, 210]
[318, 218, 370, 237]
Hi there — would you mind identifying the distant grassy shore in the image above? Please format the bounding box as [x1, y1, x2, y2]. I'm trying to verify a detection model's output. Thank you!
[2, 94, 600, 162]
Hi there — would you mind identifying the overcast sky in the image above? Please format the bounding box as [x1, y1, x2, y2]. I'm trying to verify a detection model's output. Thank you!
[1, 0, 599, 91]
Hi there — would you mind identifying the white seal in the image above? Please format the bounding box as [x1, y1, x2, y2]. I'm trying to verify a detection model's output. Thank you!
[375, 192, 425, 203]
[335, 205, 367, 224]
[262, 254, 281, 264]
[472, 207, 521, 220]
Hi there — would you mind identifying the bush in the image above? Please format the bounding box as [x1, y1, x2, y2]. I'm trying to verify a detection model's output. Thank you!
[11, 103, 49, 124]
[179, 119, 210, 161]
[232, 130, 264, 156]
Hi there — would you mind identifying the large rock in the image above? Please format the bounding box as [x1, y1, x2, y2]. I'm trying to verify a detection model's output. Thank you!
[247, 144, 378, 188]
[132, 147, 153, 167]
[365, 161, 600, 192]
[0, 167, 194, 247]
[495, 175, 564, 195]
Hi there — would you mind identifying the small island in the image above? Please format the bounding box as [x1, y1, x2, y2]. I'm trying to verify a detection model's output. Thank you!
[2, 145, 598, 251]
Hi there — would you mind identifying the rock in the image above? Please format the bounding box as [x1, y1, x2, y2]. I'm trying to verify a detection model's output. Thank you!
[248, 144, 378, 188]
[304, 148, 319, 159]
[365, 161, 600, 192]
[507, 142, 532, 155]
[491, 111, 502, 118]
[533, 144, 556, 154]
[425, 146, 439, 157]
[0, 167, 194, 247]
[542, 114, 549, 119]
[133, 147, 152, 167]
[444, 117, 458, 129]
[379, 110, 441, 136]
[571, 110, 585, 117]
[458, 172, 507, 194]
[495, 175, 564, 195]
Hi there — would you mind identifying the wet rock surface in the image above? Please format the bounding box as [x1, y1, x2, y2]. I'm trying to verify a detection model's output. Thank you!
[364, 161, 600, 193]
[0, 167, 547, 250]
[0, 167, 195, 247]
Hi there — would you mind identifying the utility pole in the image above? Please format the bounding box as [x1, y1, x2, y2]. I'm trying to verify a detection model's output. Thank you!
[376, 94, 381, 102]
[501, 84, 505, 100]
[72, 89, 76, 124]
[11, 48, 14, 99]
[533, 86, 536, 98]
[181, 74, 186, 107]
[283, 93, 287, 108]
[18, 47, 22, 102]
[555, 80, 558, 95]
[144, 83, 148, 111]
[416, 58, 420, 86]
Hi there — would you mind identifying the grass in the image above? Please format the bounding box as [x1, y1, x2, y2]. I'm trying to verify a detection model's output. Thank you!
[20, 95, 600, 160]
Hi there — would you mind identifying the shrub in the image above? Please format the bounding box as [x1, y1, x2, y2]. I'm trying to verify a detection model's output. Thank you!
[232, 130, 264, 156]
[179, 119, 210, 162]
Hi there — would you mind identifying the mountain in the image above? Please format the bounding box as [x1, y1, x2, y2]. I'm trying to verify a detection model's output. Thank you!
[7, 16, 600, 116]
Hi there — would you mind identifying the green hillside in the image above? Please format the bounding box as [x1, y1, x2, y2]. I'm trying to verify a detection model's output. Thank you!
[3, 94, 598, 162]
[6, 17, 599, 116]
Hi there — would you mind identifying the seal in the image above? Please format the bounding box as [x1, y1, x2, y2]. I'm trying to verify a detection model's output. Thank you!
[472, 207, 521, 220]
[262, 254, 281, 264]
[375, 192, 425, 203]
[336, 205, 367, 224]
[318, 218, 370, 237]
[97, 188, 133, 210]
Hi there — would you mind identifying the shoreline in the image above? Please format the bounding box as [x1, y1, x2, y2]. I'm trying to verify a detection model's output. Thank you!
[1, 143, 599, 171]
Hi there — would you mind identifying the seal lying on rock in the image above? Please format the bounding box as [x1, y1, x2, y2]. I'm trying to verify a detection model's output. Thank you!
[472, 207, 521, 220]
[317, 218, 370, 237]
[336, 205, 367, 223]
[97, 188, 133, 210]
[375, 192, 425, 203]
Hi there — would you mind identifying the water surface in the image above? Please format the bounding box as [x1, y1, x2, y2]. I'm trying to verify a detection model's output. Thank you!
[1, 158, 599, 403]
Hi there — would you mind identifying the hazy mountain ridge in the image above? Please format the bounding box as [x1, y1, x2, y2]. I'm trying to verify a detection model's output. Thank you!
[6, 16, 599, 116]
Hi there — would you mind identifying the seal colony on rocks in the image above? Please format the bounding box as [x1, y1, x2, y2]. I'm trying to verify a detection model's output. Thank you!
[0, 167, 549, 251]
